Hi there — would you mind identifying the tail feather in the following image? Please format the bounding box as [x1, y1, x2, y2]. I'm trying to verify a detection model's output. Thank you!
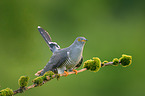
[38, 26, 60, 52]
[38, 26, 52, 42]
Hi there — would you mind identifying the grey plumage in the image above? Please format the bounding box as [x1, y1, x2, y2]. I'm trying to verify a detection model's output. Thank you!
[37, 26, 87, 76]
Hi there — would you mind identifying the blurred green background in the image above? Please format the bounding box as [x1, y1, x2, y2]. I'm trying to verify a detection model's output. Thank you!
[0, 0, 145, 96]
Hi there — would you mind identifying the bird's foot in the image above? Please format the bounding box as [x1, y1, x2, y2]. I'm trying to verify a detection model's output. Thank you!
[64, 71, 69, 77]
[73, 69, 78, 75]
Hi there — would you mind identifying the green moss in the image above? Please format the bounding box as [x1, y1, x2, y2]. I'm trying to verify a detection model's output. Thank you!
[0, 88, 14, 96]
[55, 74, 60, 80]
[32, 76, 43, 85]
[42, 71, 55, 80]
[113, 58, 119, 66]
[83, 57, 101, 72]
[18, 76, 29, 87]
[102, 60, 108, 66]
[119, 54, 132, 67]
[83, 59, 92, 70]
[103, 61, 108, 63]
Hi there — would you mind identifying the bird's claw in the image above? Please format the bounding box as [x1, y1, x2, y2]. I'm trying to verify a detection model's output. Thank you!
[73, 69, 78, 75]
[64, 71, 69, 77]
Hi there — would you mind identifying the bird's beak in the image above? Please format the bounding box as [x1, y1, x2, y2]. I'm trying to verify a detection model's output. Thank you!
[81, 39, 88, 42]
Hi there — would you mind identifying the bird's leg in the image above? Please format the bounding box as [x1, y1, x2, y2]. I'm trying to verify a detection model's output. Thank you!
[72, 69, 78, 75]
[64, 70, 69, 77]
[57, 67, 68, 77]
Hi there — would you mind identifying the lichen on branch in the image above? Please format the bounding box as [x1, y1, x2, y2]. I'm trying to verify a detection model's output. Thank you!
[83, 57, 101, 72]
[19, 76, 29, 88]
[0, 54, 132, 96]
[120, 54, 132, 67]
[0, 88, 14, 96]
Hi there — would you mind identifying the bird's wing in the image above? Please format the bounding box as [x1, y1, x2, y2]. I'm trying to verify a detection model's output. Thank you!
[40, 50, 68, 75]
[75, 56, 83, 69]
[38, 26, 60, 52]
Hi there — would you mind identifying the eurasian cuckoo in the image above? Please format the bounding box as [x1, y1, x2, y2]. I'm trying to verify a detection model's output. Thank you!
[35, 26, 87, 76]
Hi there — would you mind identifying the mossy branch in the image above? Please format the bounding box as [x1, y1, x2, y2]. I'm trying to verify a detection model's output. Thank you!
[0, 54, 132, 96]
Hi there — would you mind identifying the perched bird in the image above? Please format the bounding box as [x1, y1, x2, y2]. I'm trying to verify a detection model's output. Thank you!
[35, 26, 87, 76]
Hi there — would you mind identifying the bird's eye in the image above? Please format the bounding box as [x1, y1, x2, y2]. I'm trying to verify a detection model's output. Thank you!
[78, 38, 81, 41]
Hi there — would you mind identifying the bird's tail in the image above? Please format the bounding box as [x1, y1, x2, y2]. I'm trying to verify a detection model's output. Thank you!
[38, 26, 60, 52]
[38, 26, 52, 42]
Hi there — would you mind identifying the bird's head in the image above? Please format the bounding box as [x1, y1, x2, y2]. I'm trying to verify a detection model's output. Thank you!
[74, 37, 88, 45]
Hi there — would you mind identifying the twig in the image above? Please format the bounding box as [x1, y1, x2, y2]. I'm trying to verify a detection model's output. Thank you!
[13, 62, 114, 95]
[102, 61, 121, 67]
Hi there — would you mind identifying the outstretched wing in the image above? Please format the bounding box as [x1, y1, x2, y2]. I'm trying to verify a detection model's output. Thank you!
[40, 50, 68, 76]
[38, 26, 60, 52]
[75, 56, 83, 69]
